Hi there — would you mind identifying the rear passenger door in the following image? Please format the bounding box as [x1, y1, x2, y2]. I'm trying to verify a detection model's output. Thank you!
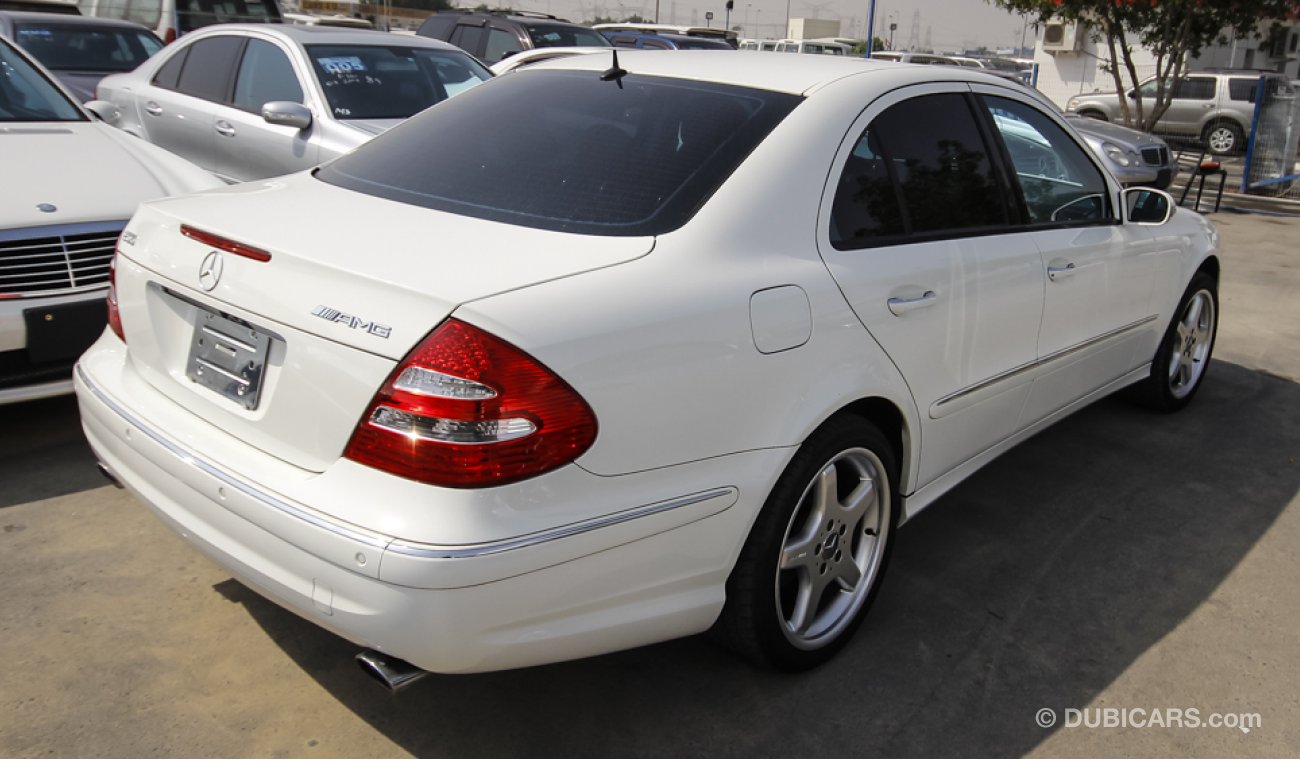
[817, 84, 1046, 487]
[137, 34, 244, 173]
[1162, 75, 1217, 135]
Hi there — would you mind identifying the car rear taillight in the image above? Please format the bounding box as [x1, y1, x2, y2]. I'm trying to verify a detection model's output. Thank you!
[343, 319, 597, 488]
[107, 249, 124, 342]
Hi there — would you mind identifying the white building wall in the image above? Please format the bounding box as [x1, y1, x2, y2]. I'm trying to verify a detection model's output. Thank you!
[1031, 21, 1300, 111]
[1031, 25, 1158, 110]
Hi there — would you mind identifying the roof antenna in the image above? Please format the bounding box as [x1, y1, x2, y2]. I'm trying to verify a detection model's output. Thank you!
[599, 49, 628, 89]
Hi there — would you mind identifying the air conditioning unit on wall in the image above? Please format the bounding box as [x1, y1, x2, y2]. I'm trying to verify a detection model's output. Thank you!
[1042, 20, 1080, 53]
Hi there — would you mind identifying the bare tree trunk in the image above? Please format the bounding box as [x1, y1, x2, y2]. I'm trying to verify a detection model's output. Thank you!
[1104, 15, 1132, 126]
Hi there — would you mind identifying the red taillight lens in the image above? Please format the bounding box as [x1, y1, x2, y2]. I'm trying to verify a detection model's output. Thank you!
[107, 250, 124, 342]
[343, 319, 598, 488]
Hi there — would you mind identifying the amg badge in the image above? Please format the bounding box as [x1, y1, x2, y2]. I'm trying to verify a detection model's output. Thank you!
[311, 305, 392, 338]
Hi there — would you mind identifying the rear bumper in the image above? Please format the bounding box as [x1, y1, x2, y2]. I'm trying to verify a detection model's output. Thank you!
[75, 341, 785, 673]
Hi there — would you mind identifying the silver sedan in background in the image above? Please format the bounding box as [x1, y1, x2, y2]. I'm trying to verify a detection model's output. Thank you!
[95, 24, 492, 183]
[1066, 114, 1177, 189]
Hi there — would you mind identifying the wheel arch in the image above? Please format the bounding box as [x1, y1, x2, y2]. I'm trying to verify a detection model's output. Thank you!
[819, 395, 914, 498]
[1197, 254, 1220, 284]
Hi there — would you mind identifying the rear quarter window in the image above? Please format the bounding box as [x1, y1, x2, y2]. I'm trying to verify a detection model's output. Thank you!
[318, 71, 800, 236]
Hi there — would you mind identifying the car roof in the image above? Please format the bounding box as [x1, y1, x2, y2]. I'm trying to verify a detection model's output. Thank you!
[0, 9, 152, 29]
[182, 22, 467, 50]
[428, 10, 585, 26]
[525, 48, 1041, 98]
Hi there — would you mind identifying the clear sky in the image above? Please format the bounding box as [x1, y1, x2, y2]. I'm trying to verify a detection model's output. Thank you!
[517, 0, 1040, 53]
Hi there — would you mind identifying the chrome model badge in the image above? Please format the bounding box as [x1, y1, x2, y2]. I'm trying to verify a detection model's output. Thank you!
[198, 250, 223, 291]
[311, 305, 392, 338]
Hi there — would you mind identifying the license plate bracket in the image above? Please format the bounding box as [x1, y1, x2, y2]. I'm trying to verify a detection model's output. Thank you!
[24, 299, 108, 364]
[185, 307, 271, 410]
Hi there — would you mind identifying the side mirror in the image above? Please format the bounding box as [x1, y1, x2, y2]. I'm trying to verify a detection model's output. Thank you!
[84, 99, 121, 125]
[262, 101, 313, 130]
[1127, 90, 1137, 100]
[1125, 187, 1173, 225]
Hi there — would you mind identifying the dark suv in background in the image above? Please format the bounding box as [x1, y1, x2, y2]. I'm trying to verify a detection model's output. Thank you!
[416, 10, 610, 65]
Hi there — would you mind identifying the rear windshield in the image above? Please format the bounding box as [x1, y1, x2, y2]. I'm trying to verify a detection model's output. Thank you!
[317, 70, 800, 236]
[306, 44, 491, 121]
[523, 23, 611, 49]
[14, 23, 162, 72]
[673, 37, 732, 50]
[177, 0, 279, 33]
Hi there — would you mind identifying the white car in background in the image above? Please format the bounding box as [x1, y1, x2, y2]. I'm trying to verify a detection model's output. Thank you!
[0, 35, 218, 404]
[76, 55, 1220, 687]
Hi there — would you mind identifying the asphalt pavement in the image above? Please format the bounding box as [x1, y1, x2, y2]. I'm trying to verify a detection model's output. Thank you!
[0, 210, 1297, 757]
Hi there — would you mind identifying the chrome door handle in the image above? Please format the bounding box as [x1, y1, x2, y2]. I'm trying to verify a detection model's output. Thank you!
[144, 101, 162, 116]
[887, 290, 937, 316]
[215, 121, 236, 137]
[1048, 262, 1076, 281]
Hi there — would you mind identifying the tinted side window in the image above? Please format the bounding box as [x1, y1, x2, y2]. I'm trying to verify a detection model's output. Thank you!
[1173, 77, 1215, 100]
[449, 24, 484, 56]
[872, 93, 1008, 235]
[830, 128, 906, 248]
[174, 35, 243, 102]
[484, 27, 523, 62]
[1228, 77, 1257, 102]
[151, 46, 188, 90]
[232, 38, 302, 112]
[643, 39, 671, 49]
[984, 95, 1110, 225]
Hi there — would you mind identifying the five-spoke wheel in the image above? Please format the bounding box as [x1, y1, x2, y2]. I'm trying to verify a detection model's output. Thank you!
[715, 417, 897, 670]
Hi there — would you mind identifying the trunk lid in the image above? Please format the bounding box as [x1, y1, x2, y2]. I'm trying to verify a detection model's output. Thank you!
[116, 171, 652, 472]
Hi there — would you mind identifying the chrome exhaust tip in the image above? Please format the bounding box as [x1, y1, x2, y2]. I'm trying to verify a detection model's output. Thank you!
[96, 462, 124, 489]
[355, 649, 430, 693]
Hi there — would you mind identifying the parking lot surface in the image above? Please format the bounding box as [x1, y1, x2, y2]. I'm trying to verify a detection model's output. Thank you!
[1, 211, 1298, 757]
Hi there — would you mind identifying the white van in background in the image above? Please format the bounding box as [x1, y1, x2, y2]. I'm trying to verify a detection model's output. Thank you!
[773, 38, 849, 55]
[76, 0, 281, 42]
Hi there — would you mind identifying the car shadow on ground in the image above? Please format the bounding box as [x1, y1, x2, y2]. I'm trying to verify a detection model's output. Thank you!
[219, 359, 1299, 756]
[0, 395, 104, 509]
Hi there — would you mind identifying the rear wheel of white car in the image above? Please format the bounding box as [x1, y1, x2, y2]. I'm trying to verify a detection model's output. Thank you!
[715, 416, 898, 670]
[1131, 272, 1218, 412]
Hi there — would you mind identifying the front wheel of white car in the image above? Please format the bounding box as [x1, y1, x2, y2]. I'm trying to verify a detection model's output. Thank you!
[1131, 272, 1218, 412]
[715, 416, 898, 670]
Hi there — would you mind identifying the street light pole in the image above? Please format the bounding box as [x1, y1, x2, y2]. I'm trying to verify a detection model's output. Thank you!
[864, 0, 876, 57]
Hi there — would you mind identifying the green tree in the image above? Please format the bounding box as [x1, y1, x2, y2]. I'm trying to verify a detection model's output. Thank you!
[986, 0, 1296, 130]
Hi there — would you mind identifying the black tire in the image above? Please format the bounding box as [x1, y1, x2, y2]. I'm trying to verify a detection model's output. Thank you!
[1077, 110, 1108, 121]
[1129, 272, 1218, 412]
[1202, 121, 1245, 156]
[714, 416, 899, 671]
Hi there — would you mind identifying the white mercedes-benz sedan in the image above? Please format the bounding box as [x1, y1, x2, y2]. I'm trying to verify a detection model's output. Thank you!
[75, 52, 1220, 687]
[1, 35, 218, 405]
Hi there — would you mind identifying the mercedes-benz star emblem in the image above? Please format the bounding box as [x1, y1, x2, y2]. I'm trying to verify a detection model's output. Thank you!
[198, 250, 224, 291]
